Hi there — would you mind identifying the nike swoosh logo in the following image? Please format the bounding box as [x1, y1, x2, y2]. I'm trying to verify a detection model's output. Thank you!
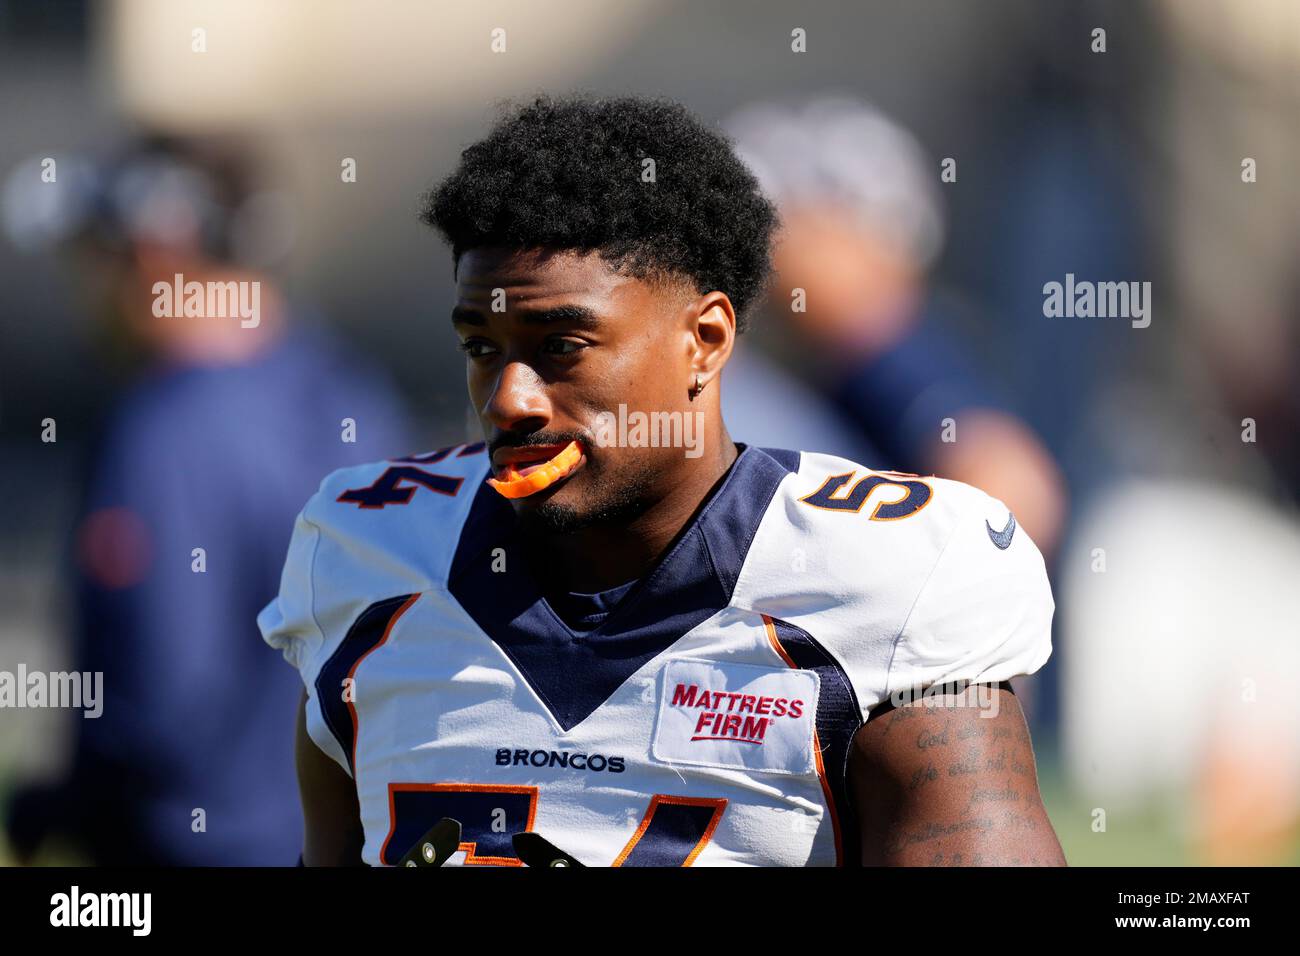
[986, 513, 1016, 550]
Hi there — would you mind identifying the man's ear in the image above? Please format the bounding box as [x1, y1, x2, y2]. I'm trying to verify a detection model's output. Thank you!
[686, 290, 736, 388]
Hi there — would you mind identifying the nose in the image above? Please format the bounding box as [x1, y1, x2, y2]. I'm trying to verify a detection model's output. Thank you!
[481, 359, 551, 434]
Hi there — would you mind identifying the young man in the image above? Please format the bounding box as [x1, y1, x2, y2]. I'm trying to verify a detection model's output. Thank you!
[260, 95, 1065, 866]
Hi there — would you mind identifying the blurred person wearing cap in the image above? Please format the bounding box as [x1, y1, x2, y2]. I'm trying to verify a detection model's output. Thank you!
[724, 97, 1066, 558]
[2, 135, 413, 865]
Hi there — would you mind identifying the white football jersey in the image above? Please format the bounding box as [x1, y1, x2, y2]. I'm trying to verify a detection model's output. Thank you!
[259, 443, 1053, 867]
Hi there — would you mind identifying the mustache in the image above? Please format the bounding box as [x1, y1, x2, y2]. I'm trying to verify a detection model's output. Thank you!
[488, 429, 592, 458]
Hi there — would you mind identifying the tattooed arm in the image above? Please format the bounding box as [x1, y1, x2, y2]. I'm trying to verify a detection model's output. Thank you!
[848, 682, 1066, 866]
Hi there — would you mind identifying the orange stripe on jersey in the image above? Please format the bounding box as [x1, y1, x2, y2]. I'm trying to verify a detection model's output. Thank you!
[347, 593, 421, 784]
[762, 613, 844, 866]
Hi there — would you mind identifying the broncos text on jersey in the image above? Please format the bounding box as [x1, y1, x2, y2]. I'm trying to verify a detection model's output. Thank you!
[258, 443, 1053, 866]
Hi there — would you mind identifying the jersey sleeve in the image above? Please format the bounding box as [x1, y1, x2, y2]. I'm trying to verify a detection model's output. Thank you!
[257, 447, 489, 774]
[257, 449, 479, 686]
[257, 501, 326, 678]
[883, 494, 1054, 699]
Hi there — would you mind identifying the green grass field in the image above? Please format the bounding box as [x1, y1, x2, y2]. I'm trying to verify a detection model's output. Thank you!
[1037, 750, 1300, 867]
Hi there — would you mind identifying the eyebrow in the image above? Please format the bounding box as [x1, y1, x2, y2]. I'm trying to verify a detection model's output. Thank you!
[451, 303, 603, 329]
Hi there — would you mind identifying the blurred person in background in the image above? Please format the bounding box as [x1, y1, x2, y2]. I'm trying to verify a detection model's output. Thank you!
[2, 134, 413, 864]
[723, 97, 1066, 559]
[1059, 0, 1300, 863]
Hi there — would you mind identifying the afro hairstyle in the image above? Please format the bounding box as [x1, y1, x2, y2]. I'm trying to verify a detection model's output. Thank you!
[421, 94, 779, 332]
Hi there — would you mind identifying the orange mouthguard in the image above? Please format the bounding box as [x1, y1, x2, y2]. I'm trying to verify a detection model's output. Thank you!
[486, 441, 585, 499]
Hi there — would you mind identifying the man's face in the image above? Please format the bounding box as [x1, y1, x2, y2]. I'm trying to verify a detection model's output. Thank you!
[453, 247, 697, 533]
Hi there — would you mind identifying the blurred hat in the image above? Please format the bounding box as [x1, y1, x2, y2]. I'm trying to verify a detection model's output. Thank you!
[2, 134, 294, 268]
[725, 96, 945, 269]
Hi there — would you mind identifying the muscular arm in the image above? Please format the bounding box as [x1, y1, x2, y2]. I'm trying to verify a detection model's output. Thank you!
[295, 688, 366, 866]
[848, 682, 1066, 866]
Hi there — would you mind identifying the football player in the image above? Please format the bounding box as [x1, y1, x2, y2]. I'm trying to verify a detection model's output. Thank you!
[260, 95, 1066, 867]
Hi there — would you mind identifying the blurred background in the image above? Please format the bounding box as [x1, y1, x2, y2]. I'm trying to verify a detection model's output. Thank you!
[1, 0, 1297, 865]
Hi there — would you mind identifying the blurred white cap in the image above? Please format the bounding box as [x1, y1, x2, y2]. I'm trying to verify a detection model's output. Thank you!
[725, 96, 945, 269]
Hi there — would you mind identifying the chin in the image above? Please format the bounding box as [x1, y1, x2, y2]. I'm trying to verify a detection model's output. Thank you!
[510, 471, 588, 531]
[514, 469, 654, 536]
[516, 500, 588, 536]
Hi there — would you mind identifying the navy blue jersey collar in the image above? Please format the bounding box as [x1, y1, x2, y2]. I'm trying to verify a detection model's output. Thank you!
[448, 444, 799, 730]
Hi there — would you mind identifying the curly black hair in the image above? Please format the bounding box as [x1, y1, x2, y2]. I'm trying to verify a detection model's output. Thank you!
[421, 94, 778, 332]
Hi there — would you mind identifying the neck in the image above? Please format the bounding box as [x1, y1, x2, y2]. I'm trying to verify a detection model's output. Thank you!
[527, 430, 739, 593]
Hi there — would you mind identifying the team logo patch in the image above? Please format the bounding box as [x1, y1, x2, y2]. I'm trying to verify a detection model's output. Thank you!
[651, 658, 819, 776]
